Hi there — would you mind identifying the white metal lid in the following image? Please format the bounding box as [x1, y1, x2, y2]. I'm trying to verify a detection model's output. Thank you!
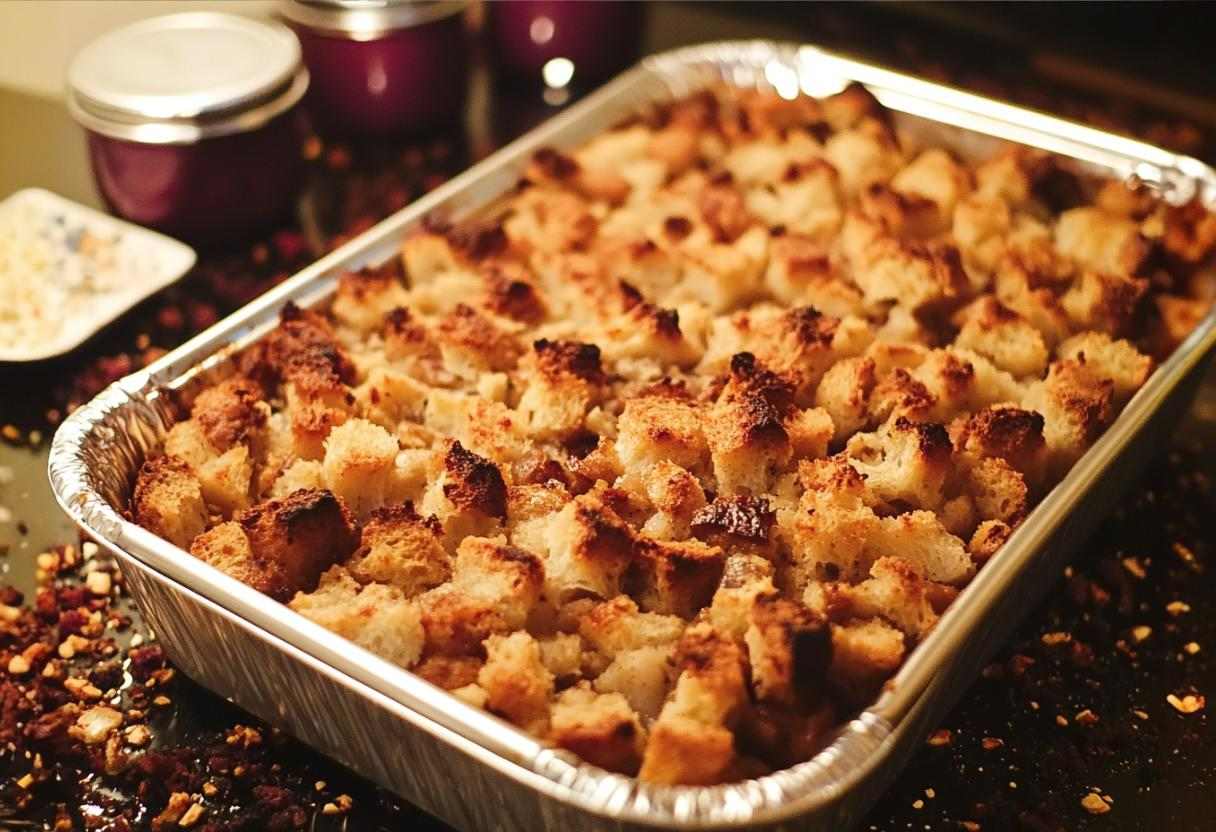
[68, 12, 307, 144]
[279, 0, 467, 38]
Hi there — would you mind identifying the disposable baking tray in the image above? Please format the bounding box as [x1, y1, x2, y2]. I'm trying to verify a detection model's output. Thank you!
[49, 41, 1216, 831]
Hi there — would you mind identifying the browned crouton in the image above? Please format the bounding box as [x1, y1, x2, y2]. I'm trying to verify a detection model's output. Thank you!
[744, 595, 831, 707]
[828, 617, 905, 705]
[709, 554, 777, 638]
[190, 521, 291, 600]
[845, 418, 952, 511]
[132, 455, 209, 550]
[627, 537, 725, 619]
[1022, 359, 1114, 473]
[816, 356, 877, 441]
[953, 296, 1049, 378]
[331, 265, 410, 333]
[615, 393, 710, 476]
[550, 684, 646, 775]
[451, 536, 544, 630]
[1061, 270, 1149, 336]
[1057, 331, 1153, 400]
[347, 503, 449, 596]
[289, 566, 423, 667]
[952, 405, 1049, 490]
[705, 353, 796, 495]
[638, 624, 748, 784]
[969, 519, 1013, 564]
[321, 418, 400, 517]
[478, 631, 553, 733]
[190, 376, 267, 453]
[237, 488, 359, 593]
[544, 490, 636, 603]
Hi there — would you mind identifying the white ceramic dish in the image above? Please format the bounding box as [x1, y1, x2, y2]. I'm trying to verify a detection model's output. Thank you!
[0, 188, 196, 362]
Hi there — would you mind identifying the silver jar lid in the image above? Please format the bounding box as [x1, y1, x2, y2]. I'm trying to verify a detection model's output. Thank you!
[68, 12, 308, 145]
[279, 0, 467, 40]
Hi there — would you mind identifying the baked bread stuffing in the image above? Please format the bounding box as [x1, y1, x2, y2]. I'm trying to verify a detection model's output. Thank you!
[131, 83, 1216, 784]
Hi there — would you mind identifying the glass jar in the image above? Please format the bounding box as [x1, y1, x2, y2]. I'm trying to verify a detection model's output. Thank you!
[280, 0, 469, 136]
[68, 12, 309, 244]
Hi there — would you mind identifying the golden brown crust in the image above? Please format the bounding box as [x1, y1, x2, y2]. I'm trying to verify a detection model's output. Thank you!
[442, 441, 508, 520]
[237, 488, 360, 593]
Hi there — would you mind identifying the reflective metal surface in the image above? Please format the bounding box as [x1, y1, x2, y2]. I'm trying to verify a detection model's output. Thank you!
[48, 40, 1216, 831]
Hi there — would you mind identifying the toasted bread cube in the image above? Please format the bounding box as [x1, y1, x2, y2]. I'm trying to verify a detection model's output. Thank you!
[639, 719, 735, 786]
[845, 418, 952, 511]
[478, 631, 554, 733]
[828, 617, 905, 704]
[1057, 331, 1153, 400]
[842, 213, 969, 313]
[435, 303, 524, 380]
[420, 441, 509, 548]
[516, 339, 604, 440]
[505, 481, 571, 555]
[952, 405, 1049, 490]
[418, 587, 510, 658]
[615, 394, 709, 476]
[953, 297, 1049, 378]
[538, 633, 584, 681]
[627, 537, 725, 619]
[452, 536, 544, 630]
[162, 418, 219, 471]
[1022, 359, 1114, 474]
[544, 492, 636, 603]
[764, 234, 865, 317]
[857, 557, 938, 636]
[132, 456, 209, 550]
[823, 124, 903, 198]
[908, 348, 1025, 423]
[870, 511, 972, 585]
[321, 418, 399, 518]
[197, 444, 253, 518]
[354, 367, 428, 431]
[237, 488, 360, 593]
[953, 193, 1012, 275]
[347, 503, 449, 597]
[965, 456, 1029, 524]
[705, 354, 796, 495]
[577, 595, 686, 656]
[1060, 270, 1149, 336]
[993, 257, 1074, 348]
[890, 149, 972, 234]
[744, 595, 831, 707]
[969, 519, 1013, 563]
[638, 624, 749, 785]
[637, 460, 708, 541]
[289, 567, 424, 667]
[1055, 206, 1151, 277]
[815, 356, 877, 441]
[593, 645, 674, 721]
[268, 458, 324, 500]
[670, 226, 769, 313]
[189, 376, 268, 454]
[744, 159, 842, 240]
[709, 554, 777, 638]
[190, 521, 291, 600]
[778, 461, 882, 588]
[786, 406, 834, 461]
[331, 266, 410, 334]
[550, 684, 646, 775]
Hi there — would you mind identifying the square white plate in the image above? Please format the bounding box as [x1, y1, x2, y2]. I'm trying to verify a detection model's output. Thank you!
[0, 188, 196, 362]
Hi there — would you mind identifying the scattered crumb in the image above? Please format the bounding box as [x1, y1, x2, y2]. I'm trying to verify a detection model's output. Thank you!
[1166, 693, 1205, 714]
[1081, 792, 1111, 814]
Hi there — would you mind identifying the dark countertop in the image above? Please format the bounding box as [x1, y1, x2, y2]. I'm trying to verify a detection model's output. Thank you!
[1, 3, 1214, 830]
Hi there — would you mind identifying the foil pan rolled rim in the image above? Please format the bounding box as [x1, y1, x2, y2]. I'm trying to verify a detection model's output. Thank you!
[47, 39, 1216, 829]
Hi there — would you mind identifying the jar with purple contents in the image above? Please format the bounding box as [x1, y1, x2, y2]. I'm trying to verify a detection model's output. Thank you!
[279, 0, 469, 136]
[68, 13, 309, 245]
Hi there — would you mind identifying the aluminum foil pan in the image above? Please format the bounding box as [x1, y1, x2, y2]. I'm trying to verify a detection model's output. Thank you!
[49, 41, 1216, 831]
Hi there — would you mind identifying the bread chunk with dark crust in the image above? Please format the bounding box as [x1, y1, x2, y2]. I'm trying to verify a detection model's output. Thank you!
[237, 488, 359, 594]
[131, 455, 209, 551]
[347, 503, 450, 597]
